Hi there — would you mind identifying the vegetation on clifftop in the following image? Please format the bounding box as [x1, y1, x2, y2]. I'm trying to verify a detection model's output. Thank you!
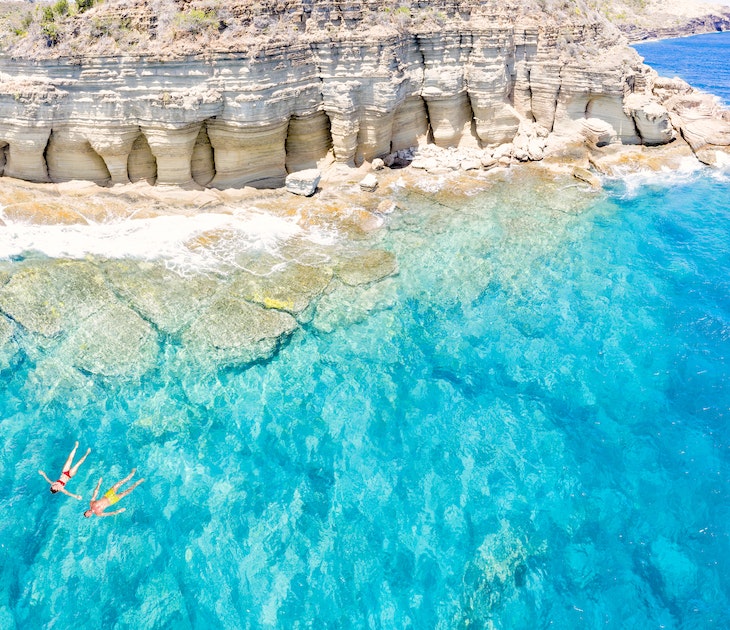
[0, 0, 726, 59]
[0, 0, 609, 59]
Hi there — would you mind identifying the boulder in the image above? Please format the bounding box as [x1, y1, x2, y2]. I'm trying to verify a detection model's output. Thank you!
[680, 118, 730, 152]
[512, 121, 549, 161]
[359, 173, 378, 192]
[285, 169, 321, 197]
[695, 146, 730, 167]
[493, 143, 514, 160]
[625, 94, 676, 146]
[581, 118, 618, 147]
[481, 155, 498, 169]
[461, 159, 482, 171]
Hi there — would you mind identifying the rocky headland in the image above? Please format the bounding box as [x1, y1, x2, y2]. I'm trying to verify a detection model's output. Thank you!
[597, 0, 730, 43]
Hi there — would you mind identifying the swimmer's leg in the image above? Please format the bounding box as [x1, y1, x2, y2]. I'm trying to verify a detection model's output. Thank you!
[69, 448, 91, 477]
[117, 478, 145, 500]
[62, 442, 79, 472]
[111, 468, 137, 492]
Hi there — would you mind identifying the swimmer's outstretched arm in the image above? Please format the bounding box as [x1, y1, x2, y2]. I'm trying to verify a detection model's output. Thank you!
[91, 477, 103, 503]
[38, 470, 54, 485]
[99, 508, 126, 517]
[57, 486, 82, 500]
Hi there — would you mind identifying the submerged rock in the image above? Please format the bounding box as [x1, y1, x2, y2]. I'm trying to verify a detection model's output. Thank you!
[228, 263, 333, 316]
[376, 199, 397, 215]
[572, 166, 602, 188]
[335, 249, 397, 286]
[0, 259, 159, 377]
[0, 315, 17, 372]
[0, 315, 13, 347]
[59, 302, 158, 378]
[183, 296, 298, 366]
[22, 355, 99, 408]
[103, 260, 220, 334]
[313, 279, 398, 333]
[0, 260, 116, 337]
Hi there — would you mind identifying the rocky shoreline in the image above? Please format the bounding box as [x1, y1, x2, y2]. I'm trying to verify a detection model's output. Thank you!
[0, 121, 721, 378]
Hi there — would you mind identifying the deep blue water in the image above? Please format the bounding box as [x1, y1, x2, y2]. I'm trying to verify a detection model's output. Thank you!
[634, 31, 730, 105]
[1, 36, 730, 630]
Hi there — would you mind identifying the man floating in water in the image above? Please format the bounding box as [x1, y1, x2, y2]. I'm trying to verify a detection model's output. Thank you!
[38, 441, 91, 500]
[84, 468, 145, 518]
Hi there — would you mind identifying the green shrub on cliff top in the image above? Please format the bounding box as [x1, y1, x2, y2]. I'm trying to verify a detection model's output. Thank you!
[76, 0, 96, 13]
[172, 8, 219, 35]
[54, 0, 69, 16]
[42, 22, 60, 46]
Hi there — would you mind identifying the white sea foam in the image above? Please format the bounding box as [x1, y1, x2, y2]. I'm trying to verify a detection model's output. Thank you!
[711, 150, 730, 174]
[605, 156, 706, 198]
[0, 206, 335, 272]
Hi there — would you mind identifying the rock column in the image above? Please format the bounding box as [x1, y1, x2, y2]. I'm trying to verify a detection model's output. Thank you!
[208, 120, 289, 189]
[0, 124, 51, 183]
[140, 123, 202, 186]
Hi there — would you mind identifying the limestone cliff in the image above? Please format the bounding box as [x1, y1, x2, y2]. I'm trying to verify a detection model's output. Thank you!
[0, 0, 725, 190]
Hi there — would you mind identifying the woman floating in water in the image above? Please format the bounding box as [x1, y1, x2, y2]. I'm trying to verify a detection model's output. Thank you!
[38, 441, 91, 500]
[84, 468, 145, 518]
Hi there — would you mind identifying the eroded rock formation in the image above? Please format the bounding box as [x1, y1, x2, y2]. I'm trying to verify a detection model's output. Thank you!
[0, 0, 727, 190]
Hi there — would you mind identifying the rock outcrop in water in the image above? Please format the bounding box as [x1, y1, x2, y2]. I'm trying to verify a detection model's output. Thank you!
[1, 0, 726, 191]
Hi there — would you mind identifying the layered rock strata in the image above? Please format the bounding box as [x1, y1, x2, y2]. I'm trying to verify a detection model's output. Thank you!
[652, 76, 730, 166]
[0, 2, 727, 190]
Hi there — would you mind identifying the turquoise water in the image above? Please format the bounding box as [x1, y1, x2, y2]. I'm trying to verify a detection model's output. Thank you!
[634, 31, 730, 105]
[2, 167, 729, 628]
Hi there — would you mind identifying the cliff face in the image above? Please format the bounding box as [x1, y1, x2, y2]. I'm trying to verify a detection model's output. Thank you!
[0, 1, 715, 189]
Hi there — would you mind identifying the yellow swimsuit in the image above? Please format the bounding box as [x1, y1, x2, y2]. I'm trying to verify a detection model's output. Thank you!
[103, 488, 120, 505]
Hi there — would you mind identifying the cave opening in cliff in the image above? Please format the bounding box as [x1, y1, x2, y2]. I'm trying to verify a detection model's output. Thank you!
[128, 132, 157, 185]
